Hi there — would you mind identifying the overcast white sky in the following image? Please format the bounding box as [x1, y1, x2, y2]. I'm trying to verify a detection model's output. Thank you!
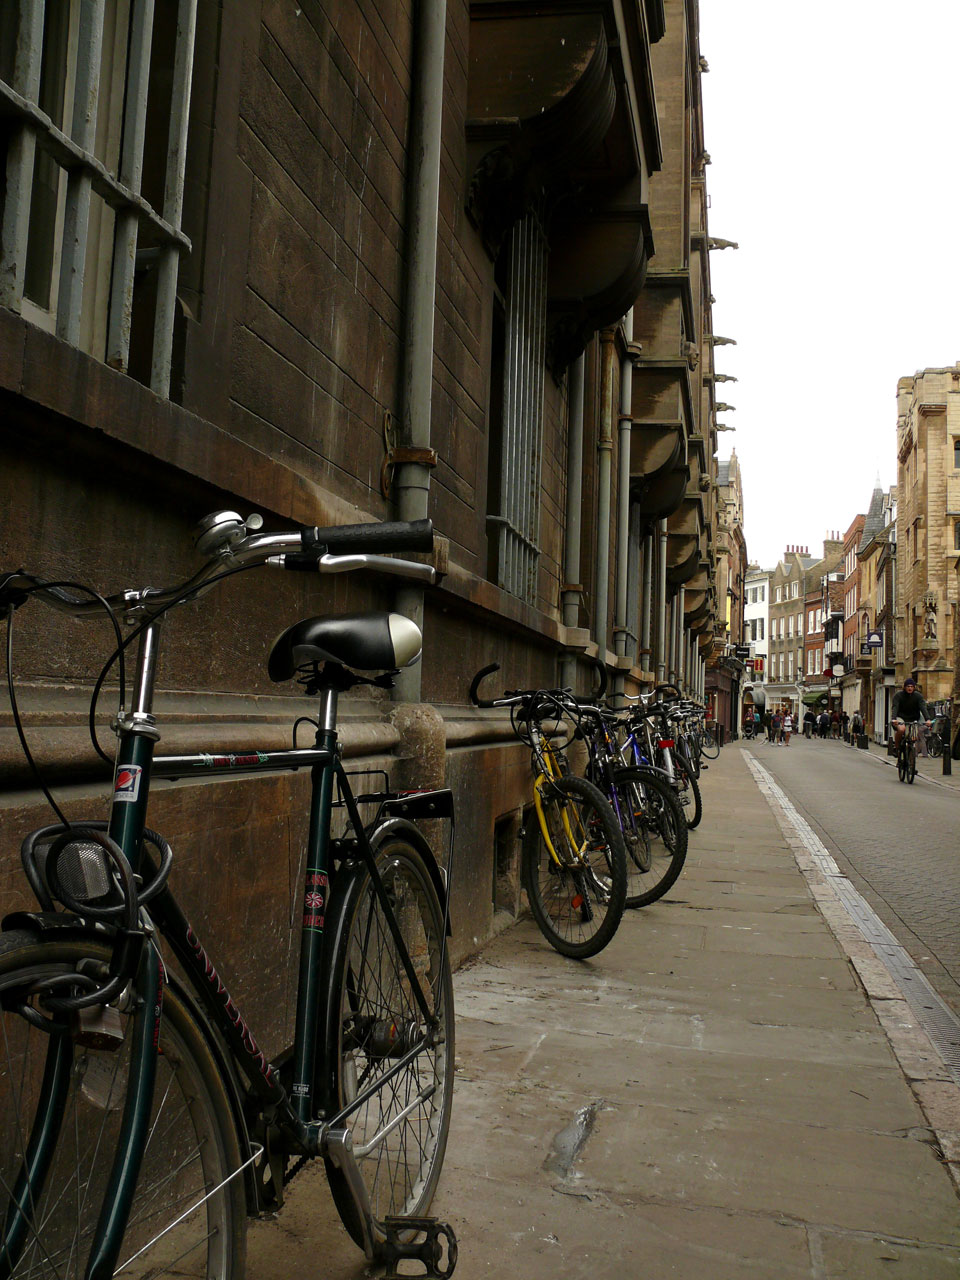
[697, 1, 960, 570]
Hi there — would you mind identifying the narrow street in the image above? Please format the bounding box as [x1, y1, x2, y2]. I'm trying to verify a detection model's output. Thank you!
[742, 734, 960, 1017]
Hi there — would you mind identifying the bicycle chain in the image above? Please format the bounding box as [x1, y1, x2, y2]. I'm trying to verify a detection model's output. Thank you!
[282, 1153, 309, 1186]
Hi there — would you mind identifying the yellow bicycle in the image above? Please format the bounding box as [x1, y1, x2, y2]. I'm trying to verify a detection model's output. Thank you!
[470, 668, 627, 958]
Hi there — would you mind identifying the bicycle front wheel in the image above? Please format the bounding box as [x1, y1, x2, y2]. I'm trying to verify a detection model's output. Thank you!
[928, 733, 942, 758]
[524, 776, 627, 959]
[0, 930, 245, 1279]
[700, 729, 720, 760]
[907, 744, 917, 783]
[611, 768, 689, 907]
[322, 837, 454, 1243]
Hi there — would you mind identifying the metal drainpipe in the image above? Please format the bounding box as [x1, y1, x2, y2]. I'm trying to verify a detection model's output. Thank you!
[393, 0, 446, 704]
[640, 530, 653, 672]
[656, 519, 668, 683]
[613, 310, 635, 694]
[560, 353, 586, 691]
[595, 331, 618, 666]
[676, 586, 685, 688]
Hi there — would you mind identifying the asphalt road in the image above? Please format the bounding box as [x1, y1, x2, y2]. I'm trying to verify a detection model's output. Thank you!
[741, 733, 960, 1018]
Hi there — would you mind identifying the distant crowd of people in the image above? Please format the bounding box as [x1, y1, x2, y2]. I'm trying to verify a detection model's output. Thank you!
[742, 706, 866, 746]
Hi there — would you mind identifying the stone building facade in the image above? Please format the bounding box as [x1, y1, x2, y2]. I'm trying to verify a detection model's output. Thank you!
[856, 486, 897, 738]
[895, 365, 960, 707]
[0, 0, 724, 1034]
[705, 450, 747, 736]
[743, 563, 770, 718]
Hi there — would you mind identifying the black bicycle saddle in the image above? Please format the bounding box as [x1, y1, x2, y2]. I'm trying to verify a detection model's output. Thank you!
[268, 612, 422, 681]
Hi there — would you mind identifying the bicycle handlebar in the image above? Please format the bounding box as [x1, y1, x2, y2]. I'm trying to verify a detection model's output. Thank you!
[0, 511, 438, 621]
[469, 663, 501, 708]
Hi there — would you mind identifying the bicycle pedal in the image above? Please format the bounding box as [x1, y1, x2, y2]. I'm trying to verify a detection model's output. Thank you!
[700, 764, 708, 770]
[378, 1216, 457, 1279]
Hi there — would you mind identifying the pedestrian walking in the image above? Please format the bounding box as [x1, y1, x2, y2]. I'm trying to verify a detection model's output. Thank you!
[783, 712, 793, 745]
[850, 709, 862, 746]
[771, 710, 782, 744]
[803, 709, 815, 739]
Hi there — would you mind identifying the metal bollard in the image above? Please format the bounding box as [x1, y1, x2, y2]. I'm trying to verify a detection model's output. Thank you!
[943, 717, 952, 776]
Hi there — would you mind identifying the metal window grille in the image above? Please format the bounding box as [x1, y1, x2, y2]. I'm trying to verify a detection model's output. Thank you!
[0, 0, 197, 399]
[488, 210, 547, 602]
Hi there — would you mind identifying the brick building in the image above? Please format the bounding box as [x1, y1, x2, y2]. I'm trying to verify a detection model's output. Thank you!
[765, 547, 814, 719]
[839, 513, 866, 717]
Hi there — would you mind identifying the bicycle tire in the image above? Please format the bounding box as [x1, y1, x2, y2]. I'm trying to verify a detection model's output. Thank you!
[523, 776, 627, 959]
[611, 768, 688, 907]
[683, 734, 702, 778]
[907, 744, 917, 783]
[0, 929, 245, 1279]
[700, 730, 720, 760]
[674, 746, 702, 829]
[897, 747, 906, 782]
[322, 837, 454, 1244]
[928, 733, 942, 759]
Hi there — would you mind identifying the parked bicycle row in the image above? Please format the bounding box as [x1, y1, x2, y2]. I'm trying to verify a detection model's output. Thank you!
[468, 664, 716, 960]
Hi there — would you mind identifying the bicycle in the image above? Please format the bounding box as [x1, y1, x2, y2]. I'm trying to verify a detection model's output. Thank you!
[699, 719, 721, 759]
[895, 720, 921, 784]
[577, 699, 689, 907]
[0, 511, 458, 1279]
[469, 667, 627, 958]
[926, 719, 944, 759]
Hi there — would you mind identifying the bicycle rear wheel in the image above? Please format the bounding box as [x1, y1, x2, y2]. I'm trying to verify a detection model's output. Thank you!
[928, 733, 942, 758]
[700, 729, 720, 760]
[674, 746, 702, 829]
[611, 768, 688, 907]
[0, 930, 245, 1279]
[322, 837, 454, 1243]
[523, 776, 627, 959]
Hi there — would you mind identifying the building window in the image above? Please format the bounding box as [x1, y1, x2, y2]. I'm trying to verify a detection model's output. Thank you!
[954, 521, 960, 551]
[0, 0, 199, 400]
[775, 587, 781, 603]
[486, 208, 548, 602]
[954, 438, 960, 469]
[791, 581, 798, 598]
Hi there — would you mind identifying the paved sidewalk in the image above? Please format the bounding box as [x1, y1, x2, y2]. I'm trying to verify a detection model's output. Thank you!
[434, 745, 960, 1279]
[248, 744, 960, 1279]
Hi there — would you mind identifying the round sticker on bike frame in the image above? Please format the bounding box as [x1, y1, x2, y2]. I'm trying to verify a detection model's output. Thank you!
[114, 765, 143, 803]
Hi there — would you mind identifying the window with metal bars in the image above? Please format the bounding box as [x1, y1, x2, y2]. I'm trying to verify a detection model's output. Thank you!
[0, 0, 197, 400]
[485, 208, 548, 603]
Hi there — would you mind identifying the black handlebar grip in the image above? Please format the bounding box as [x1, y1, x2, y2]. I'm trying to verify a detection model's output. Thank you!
[469, 663, 500, 708]
[302, 518, 433, 555]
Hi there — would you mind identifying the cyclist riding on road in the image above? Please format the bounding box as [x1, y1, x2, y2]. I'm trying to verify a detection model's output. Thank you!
[891, 676, 932, 751]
